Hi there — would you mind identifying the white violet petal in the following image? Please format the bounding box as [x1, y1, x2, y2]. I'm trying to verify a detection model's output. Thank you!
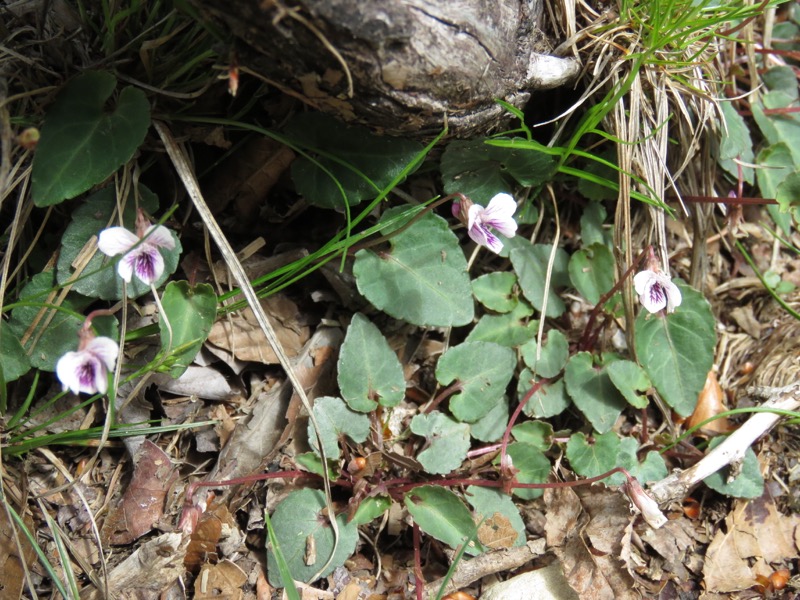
[97, 227, 139, 257]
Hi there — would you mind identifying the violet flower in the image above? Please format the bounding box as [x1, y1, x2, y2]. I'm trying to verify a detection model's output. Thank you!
[56, 332, 118, 395]
[97, 209, 175, 285]
[633, 268, 682, 314]
[453, 193, 518, 254]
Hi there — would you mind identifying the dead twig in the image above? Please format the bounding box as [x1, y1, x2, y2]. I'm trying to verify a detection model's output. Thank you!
[648, 381, 800, 504]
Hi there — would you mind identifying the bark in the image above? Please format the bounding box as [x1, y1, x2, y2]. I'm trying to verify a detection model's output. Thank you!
[192, 0, 579, 137]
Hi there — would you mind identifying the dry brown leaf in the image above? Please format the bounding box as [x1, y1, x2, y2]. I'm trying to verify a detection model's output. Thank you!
[0, 506, 36, 599]
[544, 486, 638, 600]
[701, 490, 800, 593]
[203, 136, 295, 219]
[82, 532, 188, 600]
[195, 560, 247, 600]
[207, 295, 310, 365]
[543, 486, 582, 547]
[477, 513, 518, 550]
[204, 327, 343, 499]
[210, 403, 236, 447]
[685, 371, 733, 435]
[153, 364, 239, 400]
[730, 493, 800, 563]
[729, 306, 762, 339]
[335, 581, 363, 600]
[101, 440, 178, 545]
[639, 517, 706, 582]
[185, 503, 238, 572]
[703, 515, 758, 592]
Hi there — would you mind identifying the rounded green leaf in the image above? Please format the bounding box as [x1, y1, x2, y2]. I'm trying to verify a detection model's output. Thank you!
[436, 342, 516, 423]
[266, 488, 359, 586]
[410, 411, 470, 474]
[521, 329, 568, 378]
[338, 313, 405, 412]
[518, 374, 570, 418]
[718, 100, 754, 185]
[703, 436, 764, 499]
[607, 360, 651, 409]
[285, 113, 423, 209]
[307, 396, 370, 461]
[471, 272, 519, 313]
[354, 206, 473, 326]
[580, 202, 611, 245]
[404, 486, 482, 555]
[616, 438, 667, 485]
[634, 282, 716, 416]
[1, 328, 31, 383]
[566, 431, 619, 480]
[776, 171, 800, 213]
[470, 396, 509, 442]
[441, 139, 556, 205]
[8, 271, 118, 371]
[568, 243, 615, 305]
[465, 302, 537, 347]
[564, 352, 627, 433]
[56, 186, 181, 300]
[756, 143, 793, 201]
[511, 421, 553, 452]
[351, 495, 391, 526]
[504, 442, 551, 500]
[159, 281, 217, 378]
[510, 243, 570, 318]
[32, 71, 150, 207]
[566, 431, 667, 486]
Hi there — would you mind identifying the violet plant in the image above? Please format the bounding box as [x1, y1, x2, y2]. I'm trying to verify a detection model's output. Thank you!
[1, 68, 772, 596]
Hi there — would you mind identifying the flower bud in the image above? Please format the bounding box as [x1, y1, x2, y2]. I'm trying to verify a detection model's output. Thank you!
[622, 477, 667, 529]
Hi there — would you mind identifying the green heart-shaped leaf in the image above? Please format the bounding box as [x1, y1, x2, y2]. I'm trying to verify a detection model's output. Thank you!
[411, 411, 471, 474]
[285, 113, 423, 209]
[634, 282, 716, 416]
[354, 206, 473, 326]
[338, 314, 405, 412]
[441, 139, 556, 205]
[504, 442, 551, 500]
[307, 396, 370, 461]
[266, 489, 359, 586]
[405, 486, 482, 555]
[703, 436, 764, 498]
[510, 243, 570, 318]
[32, 71, 150, 207]
[436, 341, 516, 423]
[568, 243, 615, 305]
[566, 431, 667, 486]
[465, 302, 538, 347]
[159, 281, 217, 378]
[1, 328, 31, 383]
[564, 352, 627, 433]
[471, 272, 519, 313]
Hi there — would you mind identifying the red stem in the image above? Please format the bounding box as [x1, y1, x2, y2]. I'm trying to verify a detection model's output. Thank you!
[413, 522, 424, 600]
[424, 381, 463, 414]
[577, 246, 650, 352]
[498, 377, 549, 492]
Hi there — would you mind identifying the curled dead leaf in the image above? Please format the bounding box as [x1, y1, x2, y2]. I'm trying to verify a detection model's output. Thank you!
[685, 371, 733, 435]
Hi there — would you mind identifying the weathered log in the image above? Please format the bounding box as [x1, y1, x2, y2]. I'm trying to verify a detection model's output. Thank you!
[192, 0, 579, 137]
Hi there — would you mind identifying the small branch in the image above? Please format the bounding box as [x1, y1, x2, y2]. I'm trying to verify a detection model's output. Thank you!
[648, 382, 800, 504]
[423, 540, 546, 597]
